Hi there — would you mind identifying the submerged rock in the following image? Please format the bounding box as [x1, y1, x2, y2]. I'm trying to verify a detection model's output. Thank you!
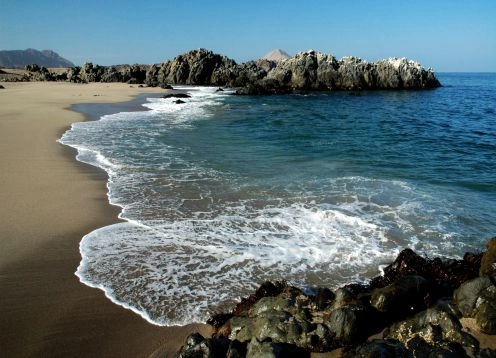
[162, 93, 191, 99]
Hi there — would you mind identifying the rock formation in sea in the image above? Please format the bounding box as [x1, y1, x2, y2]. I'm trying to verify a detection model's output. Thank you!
[176, 237, 496, 357]
[1, 48, 442, 92]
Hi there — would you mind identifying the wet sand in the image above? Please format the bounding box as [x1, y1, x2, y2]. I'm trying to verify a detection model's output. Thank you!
[0, 82, 209, 358]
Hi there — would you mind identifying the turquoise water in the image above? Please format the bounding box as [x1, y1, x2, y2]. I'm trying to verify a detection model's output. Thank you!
[60, 73, 496, 325]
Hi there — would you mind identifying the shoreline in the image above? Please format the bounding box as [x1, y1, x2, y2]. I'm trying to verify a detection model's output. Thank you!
[0, 82, 209, 357]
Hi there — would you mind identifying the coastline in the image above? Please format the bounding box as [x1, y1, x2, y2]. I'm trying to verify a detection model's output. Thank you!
[0, 82, 209, 357]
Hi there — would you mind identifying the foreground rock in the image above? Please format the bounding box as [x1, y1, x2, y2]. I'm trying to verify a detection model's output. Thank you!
[176, 238, 496, 357]
[2, 48, 441, 92]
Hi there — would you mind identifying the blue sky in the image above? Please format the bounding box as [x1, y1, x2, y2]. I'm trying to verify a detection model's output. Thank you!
[1, 0, 495, 71]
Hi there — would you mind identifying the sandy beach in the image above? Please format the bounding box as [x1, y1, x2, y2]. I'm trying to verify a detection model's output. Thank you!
[0, 82, 209, 357]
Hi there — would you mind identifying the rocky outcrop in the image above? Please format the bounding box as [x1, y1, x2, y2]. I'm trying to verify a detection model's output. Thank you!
[1, 48, 442, 92]
[176, 238, 496, 357]
[148, 48, 238, 88]
[253, 50, 440, 92]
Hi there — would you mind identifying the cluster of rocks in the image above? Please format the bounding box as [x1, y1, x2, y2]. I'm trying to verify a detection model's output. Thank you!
[2, 48, 441, 93]
[11, 63, 149, 84]
[177, 237, 496, 357]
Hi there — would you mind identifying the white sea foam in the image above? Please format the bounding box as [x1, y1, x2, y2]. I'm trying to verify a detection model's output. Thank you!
[76, 194, 399, 325]
[74, 173, 467, 326]
[143, 86, 233, 125]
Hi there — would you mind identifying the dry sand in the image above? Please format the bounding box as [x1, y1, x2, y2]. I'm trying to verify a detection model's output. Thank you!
[0, 82, 210, 358]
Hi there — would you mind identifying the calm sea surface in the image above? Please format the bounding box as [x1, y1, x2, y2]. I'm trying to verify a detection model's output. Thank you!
[60, 73, 496, 325]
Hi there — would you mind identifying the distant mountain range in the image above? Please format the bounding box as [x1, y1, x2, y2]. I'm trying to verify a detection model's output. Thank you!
[0, 49, 74, 68]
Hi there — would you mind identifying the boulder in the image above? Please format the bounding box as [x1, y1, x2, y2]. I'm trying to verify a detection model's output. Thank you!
[323, 304, 369, 346]
[163, 93, 191, 99]
[453, 276, 496, 334]
[313, 287, 335, 310]
[453, 276, 493, 317]
[384, 299, 479, 354]
[176, 332, 230, 358]
[246, 337, 310, 358]
[370, 275, 429, 316]
[229, 293, 314, 349]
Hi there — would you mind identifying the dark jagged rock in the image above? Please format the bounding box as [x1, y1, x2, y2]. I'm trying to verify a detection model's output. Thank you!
[245, 338, 310, 358]
[406, 336, 470, 357]
[324, 304, 369, 346]
[313, 287, 335, 310]
[174, 99, 186, 104]
[163, 93, 191, 99]
[369, 248, 482, 297]
[384, 299, 480, 355]
[25, 65, 56, 81]
[176, 333, 230, 358]
[453, 276, 493, 317]
[370, 275, 429, 316]
[79, 62, 104, 82]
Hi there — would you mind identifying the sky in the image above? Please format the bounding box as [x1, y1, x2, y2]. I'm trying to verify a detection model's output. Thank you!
[1, 0, 495, 72]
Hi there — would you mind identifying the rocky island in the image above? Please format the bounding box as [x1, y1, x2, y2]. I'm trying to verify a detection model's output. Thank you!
[0, 48, 441, 93]
[177, 238, 496, 357]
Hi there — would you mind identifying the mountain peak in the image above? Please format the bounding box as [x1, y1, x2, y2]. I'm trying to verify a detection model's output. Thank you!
[0, 49, 74, 68]
[261, 49, 291, 62]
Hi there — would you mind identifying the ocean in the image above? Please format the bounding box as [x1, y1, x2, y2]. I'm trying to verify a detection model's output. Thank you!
[59, 73, 496, 326]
